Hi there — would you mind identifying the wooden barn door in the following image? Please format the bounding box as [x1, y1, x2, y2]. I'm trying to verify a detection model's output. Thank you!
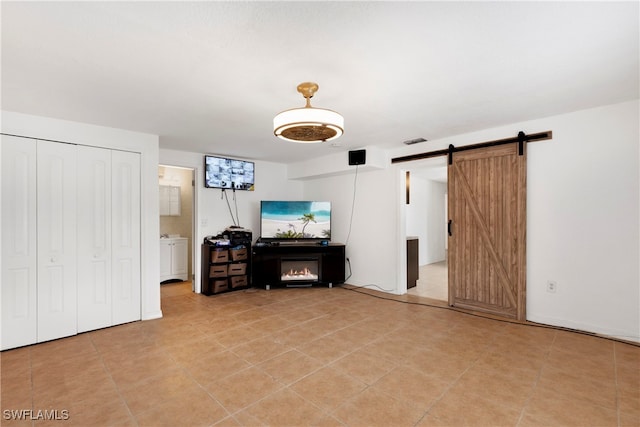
[447, 143, 526, 320]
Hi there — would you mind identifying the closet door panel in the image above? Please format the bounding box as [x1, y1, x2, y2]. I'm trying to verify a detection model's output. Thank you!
[111, 150, 141, 325]
[36, 140, 77, 343]
[77, 146, 112, 332]
[1, 135, 38, 350]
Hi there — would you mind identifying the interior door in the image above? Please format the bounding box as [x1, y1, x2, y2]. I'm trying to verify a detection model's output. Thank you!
[77, 145, 112, 332]
[111, 150, 141, 325]
[448, 143, 526, 320]
[37, 140, 78, 342]
[1, 135, 38, 350]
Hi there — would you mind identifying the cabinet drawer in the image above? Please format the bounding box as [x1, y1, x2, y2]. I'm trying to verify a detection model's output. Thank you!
[228, 263, 247, 276]
[230, 275, 248, 288]
[209, 264, 228, 278]
[213, 279, 229, 293]
[211, 249, 229, 263]
[230, 247, 248, 261]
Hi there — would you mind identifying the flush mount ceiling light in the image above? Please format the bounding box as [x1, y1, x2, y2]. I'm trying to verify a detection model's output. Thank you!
[273, 82, 344, 143]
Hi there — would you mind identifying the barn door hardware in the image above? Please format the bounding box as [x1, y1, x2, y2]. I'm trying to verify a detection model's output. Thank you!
[391, 131, 552, 164]
[518, 131, 525, 156]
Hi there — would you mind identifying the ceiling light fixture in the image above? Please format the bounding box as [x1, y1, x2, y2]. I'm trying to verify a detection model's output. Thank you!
[274, 82, 344, 143]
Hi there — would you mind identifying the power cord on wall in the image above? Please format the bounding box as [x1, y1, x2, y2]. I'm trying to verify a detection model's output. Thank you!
[344, 258, 395, 292]
[221, 189, 239, 226]
[344, 164, 359, 248]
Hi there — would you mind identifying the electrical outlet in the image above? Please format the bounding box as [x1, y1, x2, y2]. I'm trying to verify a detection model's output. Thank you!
[547, 281, 557, 293]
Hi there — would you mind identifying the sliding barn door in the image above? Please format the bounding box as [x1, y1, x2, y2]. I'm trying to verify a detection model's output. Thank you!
[448, 143, 526, 320]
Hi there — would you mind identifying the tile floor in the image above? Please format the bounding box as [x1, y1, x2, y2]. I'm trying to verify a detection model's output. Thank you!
[408, 261, 448, 301]
[1, 282, 639, 427]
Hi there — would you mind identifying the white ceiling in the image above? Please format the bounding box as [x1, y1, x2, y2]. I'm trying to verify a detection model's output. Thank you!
[2, 1, 638, 164]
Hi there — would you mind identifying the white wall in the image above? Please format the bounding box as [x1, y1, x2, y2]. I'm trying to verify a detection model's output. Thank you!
[1, 110, 162, 321]
[158, 148, 303, 292]
[298, 100, 639, 341]
[525, 100, 639, 341]
[406, 175, 428, 264]
[406, 175, 447, 265]
[301, 165, 400, 293]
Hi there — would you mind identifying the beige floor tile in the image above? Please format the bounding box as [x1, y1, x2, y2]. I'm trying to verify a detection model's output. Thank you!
[426, 386, 523, 426]
[118, 370, 204, 415]
[183, 350, 252, 385]
[205, 366, 283, 413]
[522, 389, 618, 426]
[332, 387, 426, 427]
[290, 366, 367, 411]
[105, 350, 181, 390]
[330, 348, 397, 385]
[243, 387, 325, 425]
[408, 261, 448, 301]
[402, 348, 472, 384]
[134, 388, 228, 427]
[536, 365, 617, 410]
[298, 334, 357, 364]
[256, 349, 323, 385]
[163, 334, 226, 366]
[230, 335, 292, 364]
[212, 324, 265, 348]
[371, 365, 451, 410]
[447, 364, 537, 410]
[3, 281, 638, 427]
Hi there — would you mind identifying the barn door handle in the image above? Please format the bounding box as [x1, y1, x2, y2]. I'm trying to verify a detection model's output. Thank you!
[448, 220, 452, 236]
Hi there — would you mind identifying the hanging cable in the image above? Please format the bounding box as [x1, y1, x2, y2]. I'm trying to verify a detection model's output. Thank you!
[344, 164, 359, 247]
[232, 184, 240, 227]
[222, 189, 237, 226]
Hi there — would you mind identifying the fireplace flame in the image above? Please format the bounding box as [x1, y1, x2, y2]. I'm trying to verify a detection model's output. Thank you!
[281, 266, 318, 281]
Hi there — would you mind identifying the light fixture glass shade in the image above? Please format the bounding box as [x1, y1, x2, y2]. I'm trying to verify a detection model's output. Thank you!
[274, 107, 344, 143]
[273, 82, 344, 143]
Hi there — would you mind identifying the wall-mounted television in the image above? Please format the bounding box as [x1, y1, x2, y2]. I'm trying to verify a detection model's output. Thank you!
[204, 155, 254, 190]
[260, 201, 331, 241]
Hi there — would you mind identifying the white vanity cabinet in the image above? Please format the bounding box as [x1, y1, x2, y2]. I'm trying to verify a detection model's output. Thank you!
[160, 237, 188, 282]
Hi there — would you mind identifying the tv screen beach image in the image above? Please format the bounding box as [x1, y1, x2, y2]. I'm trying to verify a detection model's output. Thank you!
[261, 201, 331, 239]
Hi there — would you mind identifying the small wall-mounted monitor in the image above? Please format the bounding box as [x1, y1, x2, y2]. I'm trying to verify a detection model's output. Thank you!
[204, 155, 254, 190]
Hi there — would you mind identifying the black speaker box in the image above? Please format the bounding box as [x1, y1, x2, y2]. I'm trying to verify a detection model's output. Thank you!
[348, 149, 366, 166]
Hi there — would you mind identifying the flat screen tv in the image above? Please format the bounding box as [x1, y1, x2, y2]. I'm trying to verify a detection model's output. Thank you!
[260, 201, 331, 241]
[204, 155, 254, 190]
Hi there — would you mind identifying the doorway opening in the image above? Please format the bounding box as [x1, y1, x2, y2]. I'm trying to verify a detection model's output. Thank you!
[158, 165, 195, 295]
[405, 158, 448, 301]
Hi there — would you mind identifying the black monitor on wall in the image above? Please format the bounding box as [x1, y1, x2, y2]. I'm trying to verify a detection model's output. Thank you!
[204, 155, 254, 190]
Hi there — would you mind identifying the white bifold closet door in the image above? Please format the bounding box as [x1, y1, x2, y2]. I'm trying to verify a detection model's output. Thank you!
[111, 149, 141, 326]
[77, 146, 112, 332]
[77, 147, 141, 332]
[36, 140, 78, 342]
[2, 136, 141, 349]
[1, 135, 38, 349]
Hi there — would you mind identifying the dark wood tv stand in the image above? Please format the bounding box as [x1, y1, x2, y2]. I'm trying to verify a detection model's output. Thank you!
[252, 243, 345, 290]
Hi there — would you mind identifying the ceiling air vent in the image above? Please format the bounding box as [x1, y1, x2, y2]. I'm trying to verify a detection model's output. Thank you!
[403, 137, 427, 145]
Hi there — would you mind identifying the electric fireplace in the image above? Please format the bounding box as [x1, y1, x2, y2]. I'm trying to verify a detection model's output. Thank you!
[252, 244, 345, 290]
[280, 258, 320, 283]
